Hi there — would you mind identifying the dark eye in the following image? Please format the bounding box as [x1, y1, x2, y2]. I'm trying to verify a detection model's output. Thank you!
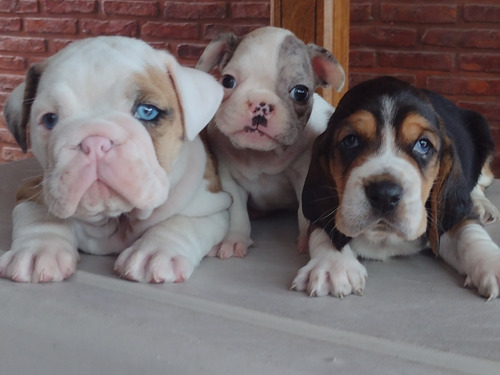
[41, 113, 58, 130]
[135, 104, 161, 122]
[340, 134, 359, 150]
[221, 75, 237, 89]
[290, 85, 309, 103]
[413, 138, 433, 155]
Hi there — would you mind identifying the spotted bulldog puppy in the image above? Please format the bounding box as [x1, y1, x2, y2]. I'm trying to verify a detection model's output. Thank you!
[0, 36, 231, 283]
[196, 26, 345, 258]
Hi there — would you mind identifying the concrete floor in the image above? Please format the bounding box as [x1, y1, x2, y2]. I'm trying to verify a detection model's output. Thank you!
[1, 158, 499, 375]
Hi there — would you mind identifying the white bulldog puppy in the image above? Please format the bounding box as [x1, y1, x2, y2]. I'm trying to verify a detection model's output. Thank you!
[0, 36, 231, 283]
[196, 27, 345, 258]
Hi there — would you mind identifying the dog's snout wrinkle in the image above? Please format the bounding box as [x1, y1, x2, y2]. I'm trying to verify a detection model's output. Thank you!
[79, 136, 114, 158]
[365, 180, 402, 214]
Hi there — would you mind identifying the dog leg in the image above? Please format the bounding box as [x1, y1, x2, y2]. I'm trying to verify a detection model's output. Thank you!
[291, 228, 367, 298]
[439, 222, 500, 300]
[470, 185, 500, 224]
[0, 201, 79, 282]
[114, 211, 229, 283]
[209, 168, 253, 259]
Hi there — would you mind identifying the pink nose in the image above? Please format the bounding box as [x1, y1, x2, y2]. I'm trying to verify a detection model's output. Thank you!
[79, 136, 114, 158]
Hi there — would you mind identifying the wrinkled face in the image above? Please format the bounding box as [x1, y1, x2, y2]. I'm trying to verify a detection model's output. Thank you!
[29, 39, 184, 221]
[215, 29, 315, 151]
[331, 92, 442, 241]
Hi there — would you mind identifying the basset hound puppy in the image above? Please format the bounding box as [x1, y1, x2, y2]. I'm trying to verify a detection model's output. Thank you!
[293, 76, 500, 299]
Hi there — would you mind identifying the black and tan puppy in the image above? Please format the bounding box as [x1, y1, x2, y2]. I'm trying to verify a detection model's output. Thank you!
[293, 76, 500, 299]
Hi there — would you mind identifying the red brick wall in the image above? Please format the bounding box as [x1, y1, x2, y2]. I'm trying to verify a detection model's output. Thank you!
[1, 0, 500, 174]
[350, 0, 500, 172]
[0, 0, 270, 162]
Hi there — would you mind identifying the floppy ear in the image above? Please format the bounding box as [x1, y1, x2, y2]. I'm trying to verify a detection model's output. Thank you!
[302, 129, 351, 250]
[427, 135, 474, 255]
[163, 53, 223, 141]
[3, 63, 43, 152]
[307, 44, 345, 92]
[195, 33, 241, 73]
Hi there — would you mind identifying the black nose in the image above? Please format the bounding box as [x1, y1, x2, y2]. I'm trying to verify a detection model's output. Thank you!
[365, 181, 403, 214]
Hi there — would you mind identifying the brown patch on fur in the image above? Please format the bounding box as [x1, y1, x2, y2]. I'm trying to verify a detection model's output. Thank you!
[331, 111, 378, 200]
[479, 156, 495, 192]
[133, 67, 184, 172]
[200, 127, 223, 193]
[16, 175, 44, 204]
[398, 114, 439, 149]
[428, 134, 454, 255]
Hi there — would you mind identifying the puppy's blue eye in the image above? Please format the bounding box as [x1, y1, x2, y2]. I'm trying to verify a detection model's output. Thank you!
[221, 75, 237, 89]
[341, 134, 359, 149]
[290, 85, 309, 103]
[135, 104, 160, 122]
[413, 138, 432, 155]
[41, 113, 58, 130]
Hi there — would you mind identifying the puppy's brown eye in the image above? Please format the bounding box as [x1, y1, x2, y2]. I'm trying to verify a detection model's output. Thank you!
[341, 134, 359, 150]
[290, 85, 309, 103]
[221, 75, 237, 89]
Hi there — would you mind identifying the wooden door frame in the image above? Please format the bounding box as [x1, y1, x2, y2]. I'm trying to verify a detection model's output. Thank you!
[271, 0, 350, 106]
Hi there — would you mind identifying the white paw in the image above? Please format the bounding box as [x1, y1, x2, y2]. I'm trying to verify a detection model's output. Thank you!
[0, 237, 78, 283]
[114, 240, 194, 283]
[207, 232, 253, 259]
[464, 253, 500, 301]
[291, 251, 367, 298]
[472, 193, 499, 225]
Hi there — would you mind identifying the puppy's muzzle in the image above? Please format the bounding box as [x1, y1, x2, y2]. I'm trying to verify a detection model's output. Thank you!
[365, 180, 403, 215]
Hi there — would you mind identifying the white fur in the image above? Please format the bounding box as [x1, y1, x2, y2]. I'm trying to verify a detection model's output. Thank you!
[0, 37, 230, 283]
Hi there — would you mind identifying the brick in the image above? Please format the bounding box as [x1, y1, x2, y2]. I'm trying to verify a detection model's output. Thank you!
[80, 19, 138, 36]
[142, 22, 199, 39]
[0, 17, 22, 32]
[422, 29, 500, 50]
[0, 0, 38, 13]
[1, 146, 32, 162]
[0, 36, 46, 53]
[460, 53, 500, 73]
[350, 3, 371, 22]
[230, 2, 270, 19]
[427, 77, 500, 97]
[0, 127, 16, 144]
[25, 18, 78, 34]
[457, 100, 500, 123]
[0, 55, 26, 70]
[381, 3, 457, 24]
[177, 43, 206, 60]
[350, 26, 416, 47]
[165, 2, 226, 19]
[0, 74, 24, 91]
[379, 51, 454, 72]
[464, 5, 500, 23]
[349, 49, 375, 68]
[50, 39, 77, 53]
[44, 0, 97, 14]
[103, 0, 159, 17]
[203, 24, 268, 40]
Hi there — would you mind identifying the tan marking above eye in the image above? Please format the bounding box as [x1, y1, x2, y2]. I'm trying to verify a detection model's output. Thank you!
[398, 113, 440, 150]
[337, 110, 377, 144]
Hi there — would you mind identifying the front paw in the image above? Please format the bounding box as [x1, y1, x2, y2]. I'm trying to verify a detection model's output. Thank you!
[0, 238, 78, 283]
[472, 194, 499, 224]
[114, 240, 194, 283]
[208, 232, 253, 259]
[464, 253, 500, 300]
[291, 251, 367, 298]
